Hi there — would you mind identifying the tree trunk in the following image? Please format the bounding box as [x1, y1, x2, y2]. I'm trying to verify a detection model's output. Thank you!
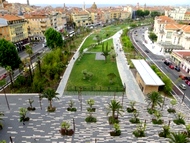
[49, 100, 52, 110]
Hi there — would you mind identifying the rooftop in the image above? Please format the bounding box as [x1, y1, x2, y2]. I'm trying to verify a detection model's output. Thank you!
[131, 59, 164, 86]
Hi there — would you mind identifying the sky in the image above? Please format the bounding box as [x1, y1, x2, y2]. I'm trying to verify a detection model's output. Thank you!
[6, 0, 190, 6]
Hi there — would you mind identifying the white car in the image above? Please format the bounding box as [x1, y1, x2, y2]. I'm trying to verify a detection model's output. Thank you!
[179, 84, 186, 90]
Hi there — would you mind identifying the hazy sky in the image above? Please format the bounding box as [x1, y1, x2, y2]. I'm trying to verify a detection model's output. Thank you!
[7, 0, 190, 6]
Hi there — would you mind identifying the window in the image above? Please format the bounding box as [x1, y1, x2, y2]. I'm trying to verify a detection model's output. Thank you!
[166, 32, 172, 38]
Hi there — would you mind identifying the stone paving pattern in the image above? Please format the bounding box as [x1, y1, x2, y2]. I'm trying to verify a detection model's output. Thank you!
[0, 94, 190, 143]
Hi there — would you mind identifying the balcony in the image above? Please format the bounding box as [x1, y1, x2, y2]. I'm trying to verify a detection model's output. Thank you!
[41, 25, 47, 29]
[40, 20, 46, 23]
[185, 36, 190, 40]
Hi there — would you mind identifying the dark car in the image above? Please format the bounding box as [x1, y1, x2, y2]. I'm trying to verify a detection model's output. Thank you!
[185, 77, 190, 81]
[174, 66, 180, 72]
[164, 61, 171, 66]
[145, 49, 149, 53]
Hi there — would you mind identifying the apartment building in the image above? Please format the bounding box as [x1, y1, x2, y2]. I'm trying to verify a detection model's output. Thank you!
[165, 7, 187, 20]
[0, 24, 10, 41]
[184, 11, 190, 20]
[71, 10, 92, 27]
[154, 15, 190, 48]
[0, 14, 28, 51]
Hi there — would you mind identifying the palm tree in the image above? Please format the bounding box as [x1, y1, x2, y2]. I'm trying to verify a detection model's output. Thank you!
[37, 56, 42, 76]
[101, 42, 110, 63]
[107, 99, 123, 119]
[41, 88, 59, 111]
[25, 45, 33, 67]
[146, 91, 163, 110]
[5, 66, 13, 88]
[169, 132, 190, 143]
[19, 107, 29, 125]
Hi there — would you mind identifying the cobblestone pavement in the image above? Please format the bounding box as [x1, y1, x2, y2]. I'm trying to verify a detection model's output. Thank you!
[0, 94, 189, 143]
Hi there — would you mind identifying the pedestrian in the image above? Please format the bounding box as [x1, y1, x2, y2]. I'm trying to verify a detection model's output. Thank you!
[73, 57, 75, 60]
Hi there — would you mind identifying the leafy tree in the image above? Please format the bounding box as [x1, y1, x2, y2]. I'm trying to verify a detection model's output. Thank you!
[150, 11, 161, 18]
[45, 28, 63, 49]
[169, 132, 189, 143]
[0, 39, 21, 69]
[136, 10, 145, 18]
[148, 32, 157, 42]
[41, 88, 59, 111]
[0, 140, 6, 143]
[170, 99, 177, 109]
[146, 91, 163, 110]
[107, 73, 116, 84]
[101, 42, 110, 62]
[144, 10, 150, 16]
[61, 121, 70, 130]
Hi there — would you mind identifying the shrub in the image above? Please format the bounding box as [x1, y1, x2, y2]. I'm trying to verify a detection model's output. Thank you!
[85, 116, 97, 123]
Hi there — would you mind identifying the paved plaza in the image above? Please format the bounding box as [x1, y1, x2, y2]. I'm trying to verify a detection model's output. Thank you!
[0, 94, 190, 143]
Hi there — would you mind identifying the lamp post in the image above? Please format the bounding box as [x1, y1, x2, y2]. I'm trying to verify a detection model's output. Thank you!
[182, 92, 186, 103]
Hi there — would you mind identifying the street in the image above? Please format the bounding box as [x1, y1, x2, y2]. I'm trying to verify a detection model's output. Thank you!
[130, 26, 190, 108]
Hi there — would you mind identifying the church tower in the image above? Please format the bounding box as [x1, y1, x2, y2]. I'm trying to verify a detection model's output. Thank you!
[27, 0, 29, 6]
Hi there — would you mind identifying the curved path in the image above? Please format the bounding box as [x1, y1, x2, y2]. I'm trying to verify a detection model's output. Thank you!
[56, 30, 145, 103]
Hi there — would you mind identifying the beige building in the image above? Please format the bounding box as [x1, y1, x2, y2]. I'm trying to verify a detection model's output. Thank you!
[0, 14, 28, 51]
[132, 59, 164, 94]
[0, 24, 10, 41]
[153, 16, 190, 50]
[71, 10, 92, 27]
[171, 50, 190, 74]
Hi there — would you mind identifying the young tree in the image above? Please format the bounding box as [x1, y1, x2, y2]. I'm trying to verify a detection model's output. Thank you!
[107, 99, 123, 119]
[101, 42, 110, 62]
[168, 132, 189, 143]
[146, 91, 163, 110]
[0, 39, 21, 69]
[45, 28, 63, 49]
[41, 88, 59, 111]
[107, 73, 116, 84]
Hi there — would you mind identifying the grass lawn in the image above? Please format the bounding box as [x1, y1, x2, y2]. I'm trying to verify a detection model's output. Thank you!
[80, 24, 128, 51]
[66, 53, 123, 91]
[88, 39, 113, 52]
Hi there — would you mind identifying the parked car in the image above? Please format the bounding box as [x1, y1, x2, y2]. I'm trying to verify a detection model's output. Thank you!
[179, 74, 186, 80]
[175, 66, 180, 72]
[185, 80, 190, 86]
[179, 83, 186, 90]
[185, 76, 190, 81]
[164, 60, 171, 66]
[145, 49, 149, 53]
[0, 73, 7, 80]
[169, 64, 174, 69]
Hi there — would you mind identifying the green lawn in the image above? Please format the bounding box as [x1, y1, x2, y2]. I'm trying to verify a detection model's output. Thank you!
[66, 53, 123, 91]
[80, 24, 128, 51]
[88, 39, 113, 52]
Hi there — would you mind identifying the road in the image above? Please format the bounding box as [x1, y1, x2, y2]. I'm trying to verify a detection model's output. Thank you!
[0, 41, 47, 83]
[129, 26, 190, 108]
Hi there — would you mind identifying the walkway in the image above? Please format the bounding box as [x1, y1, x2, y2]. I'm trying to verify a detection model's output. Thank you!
[113, 30, 146, 103]
[1, 94, 189, 142]
[56, 30, 146, 103]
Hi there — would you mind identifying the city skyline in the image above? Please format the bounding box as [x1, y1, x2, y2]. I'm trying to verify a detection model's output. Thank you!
[6, 0, 190, 6]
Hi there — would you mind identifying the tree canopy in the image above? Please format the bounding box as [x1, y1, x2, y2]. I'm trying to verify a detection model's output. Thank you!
[136, 10, 150, 18]
[0, 39, 21, 69]
[44, 28, 64, 49]
[150, 11, 161, 18]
